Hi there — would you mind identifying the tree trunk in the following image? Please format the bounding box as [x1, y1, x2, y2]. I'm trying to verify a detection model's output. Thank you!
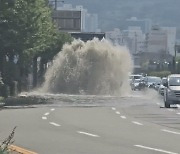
[33, 56, 37, 88]
[18, 63, 24, 92]
[0, 54, 5, 79]
[39, 57, 46, 85]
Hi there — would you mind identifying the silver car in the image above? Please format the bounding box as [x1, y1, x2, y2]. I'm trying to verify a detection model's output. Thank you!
[164, 74, 180, 108]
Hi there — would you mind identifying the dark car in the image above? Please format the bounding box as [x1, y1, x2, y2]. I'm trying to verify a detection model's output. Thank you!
[144, 76, 161, 89]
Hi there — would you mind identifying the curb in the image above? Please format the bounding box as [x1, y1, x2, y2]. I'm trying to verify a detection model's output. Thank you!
[9, 145, 37, 154]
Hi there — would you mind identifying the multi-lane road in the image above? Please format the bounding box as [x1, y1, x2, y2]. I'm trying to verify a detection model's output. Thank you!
[1, 91, 180, 154]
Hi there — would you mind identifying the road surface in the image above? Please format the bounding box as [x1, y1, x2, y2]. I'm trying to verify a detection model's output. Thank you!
[1, 91, 180, 154]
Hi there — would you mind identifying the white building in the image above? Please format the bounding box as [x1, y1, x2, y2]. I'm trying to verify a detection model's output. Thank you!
[126, 17, 152, 34]
[106, 27, 145, 55]
[162, 27, 176, 56]
[105, 28, 124, 45]
[146, 26, 176, 56]
[123, 27, 146, 54]
[85, 13, 99, 32]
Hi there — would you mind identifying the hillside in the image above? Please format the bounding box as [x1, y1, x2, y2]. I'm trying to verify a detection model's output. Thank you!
[61, 0, 180, 38]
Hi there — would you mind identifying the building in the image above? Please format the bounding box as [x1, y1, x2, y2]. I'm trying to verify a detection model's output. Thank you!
[146, 25, 168, 54]
[162, 27, 176, 56]
[105, 28, 144, 72]
[123, 27, 146, 54]
[126, 17, 152, 34]
[70, 32, 105, 42]
[52, 9, 81, 32]
[85, 13, 99, 32]
[52, 4, 100, 33]
[105, 28, 124, 45]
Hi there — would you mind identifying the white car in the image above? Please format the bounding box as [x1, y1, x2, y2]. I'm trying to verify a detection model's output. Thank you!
[164, 74, 180, 108]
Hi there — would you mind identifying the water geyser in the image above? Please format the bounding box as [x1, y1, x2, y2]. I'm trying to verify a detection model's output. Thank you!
[41, 38, 133, 95]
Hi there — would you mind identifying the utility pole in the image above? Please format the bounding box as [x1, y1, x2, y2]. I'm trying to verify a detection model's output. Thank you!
[173, 44, 177, 73]
[54, 0, 57, 10]
[135, 32, 137, 54]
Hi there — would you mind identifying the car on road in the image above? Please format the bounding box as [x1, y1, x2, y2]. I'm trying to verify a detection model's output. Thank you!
[163, 74, 180, 108]
[158, 77, 167, 95]
[131, 79, 141, 90]
[129, 74, 144, 90]
[144, 76, 161, 89]
[129, 74, 143, 82]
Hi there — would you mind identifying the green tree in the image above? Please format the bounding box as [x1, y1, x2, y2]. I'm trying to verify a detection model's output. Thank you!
[0, 0, 72, 94]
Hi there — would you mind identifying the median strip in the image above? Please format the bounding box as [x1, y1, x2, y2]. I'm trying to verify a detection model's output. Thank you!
[134, 145, 178, 154]
[9, 145, 37, 154]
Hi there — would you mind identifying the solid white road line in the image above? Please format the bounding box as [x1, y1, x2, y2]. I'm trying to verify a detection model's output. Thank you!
[161, 129, 180, 135]
[42, 117, 47, 120]
[120, 116, 127, 119]
[132, 121, 143, 126]
[51, 108, 55, 111]
[112, 107, 116, 110]
[77, 131, 99, 137]
[115, 111, 120, 115]
[44, 112, 50, 116]
[49, 122, 61, 127]
[134, 145, 178, 154]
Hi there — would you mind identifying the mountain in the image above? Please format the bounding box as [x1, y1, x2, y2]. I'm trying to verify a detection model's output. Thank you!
[60, 0, 180, 38]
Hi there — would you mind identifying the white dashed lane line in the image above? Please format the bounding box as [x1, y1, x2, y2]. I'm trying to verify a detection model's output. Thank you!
[49, 122, 61, 127]
[132, 121, 143, 126]
[115, 111, 120, 115]
[161, 129, 180, 135]
[42, 117, 47, 120]
[112, 107, 116, 110]
[77, 131, 99, 137]
[120, 116, 127, 119]
[134, 145, 178, 154]
[176, 112, 180, 115]
[51, 108, 55, 111]
[44, 112, 50, 116]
